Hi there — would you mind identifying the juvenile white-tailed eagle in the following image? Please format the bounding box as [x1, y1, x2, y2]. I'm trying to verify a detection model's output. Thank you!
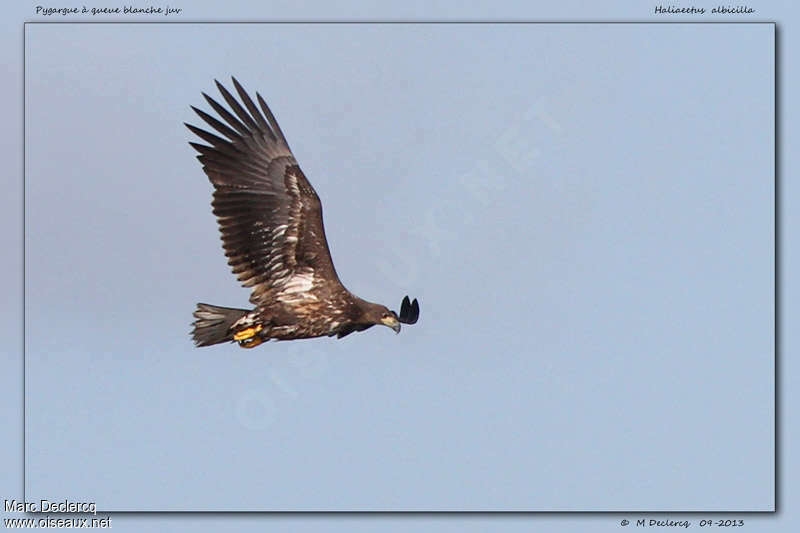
[187, 78, 419, 348]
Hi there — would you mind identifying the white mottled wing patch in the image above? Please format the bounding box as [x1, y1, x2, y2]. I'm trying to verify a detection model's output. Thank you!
[277, 269, 317, 303]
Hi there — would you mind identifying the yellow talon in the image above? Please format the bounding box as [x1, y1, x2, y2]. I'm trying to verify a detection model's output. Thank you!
[233, 324, 263, 341]
[239, 336, 264, 349]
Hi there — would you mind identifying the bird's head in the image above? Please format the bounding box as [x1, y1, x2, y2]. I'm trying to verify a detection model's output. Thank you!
[376, 306, 402, 334]
[359, 302, 401, 333]
[361, 296, 420, 334]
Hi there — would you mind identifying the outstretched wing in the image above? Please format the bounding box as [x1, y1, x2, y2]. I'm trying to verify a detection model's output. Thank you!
[187, 77, 340, 306]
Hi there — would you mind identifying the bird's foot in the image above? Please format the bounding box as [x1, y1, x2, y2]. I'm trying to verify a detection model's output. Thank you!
[238, 336, 264, 349]
[233, 324, 263, 341]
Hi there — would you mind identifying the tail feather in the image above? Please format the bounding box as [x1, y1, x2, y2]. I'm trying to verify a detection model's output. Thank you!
[191, 303, 250, 347]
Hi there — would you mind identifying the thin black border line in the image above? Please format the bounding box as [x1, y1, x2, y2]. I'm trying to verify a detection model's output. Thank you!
[21, 21, 779, 515]
[773, 22, 780, 515]
[24, 20, 777, 24]
[22, 20, 26, 504]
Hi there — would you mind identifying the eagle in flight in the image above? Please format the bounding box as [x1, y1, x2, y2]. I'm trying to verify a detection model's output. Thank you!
[187, 78, 419, 348]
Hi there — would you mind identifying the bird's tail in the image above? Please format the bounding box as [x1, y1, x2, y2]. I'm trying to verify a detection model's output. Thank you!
[191, 303, 250, 347]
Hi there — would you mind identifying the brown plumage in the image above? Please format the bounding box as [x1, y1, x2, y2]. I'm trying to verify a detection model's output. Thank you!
[187, 78, 419, 348]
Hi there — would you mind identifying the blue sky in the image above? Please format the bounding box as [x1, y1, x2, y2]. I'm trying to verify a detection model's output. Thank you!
[3, 1, 796, 531]
[23, 22, 773, 511]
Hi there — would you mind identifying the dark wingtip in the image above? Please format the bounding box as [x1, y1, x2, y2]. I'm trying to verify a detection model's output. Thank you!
[188, 141, 208, 153]
[398, 295, 420, 325]
[201, 91, 223, 110]
[185, 122, 203, 135]
[214, 78, 229, 95]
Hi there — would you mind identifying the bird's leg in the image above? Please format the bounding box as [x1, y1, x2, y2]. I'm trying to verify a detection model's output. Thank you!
[233, 324, 263, 341]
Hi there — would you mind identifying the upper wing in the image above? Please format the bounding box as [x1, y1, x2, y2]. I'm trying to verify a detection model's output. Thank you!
[187, 78, 340, 306]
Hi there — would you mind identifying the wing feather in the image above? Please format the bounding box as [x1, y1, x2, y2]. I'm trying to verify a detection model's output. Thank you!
[232, 78, 274, 138]
[187, 77, 340, 306]
[257, 92, 290, 147]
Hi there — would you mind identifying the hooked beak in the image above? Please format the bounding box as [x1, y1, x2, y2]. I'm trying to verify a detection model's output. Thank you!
[381, 316, 401, 334]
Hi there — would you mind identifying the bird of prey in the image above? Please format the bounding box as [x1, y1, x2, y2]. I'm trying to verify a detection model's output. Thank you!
[187, 78, 419, 348]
